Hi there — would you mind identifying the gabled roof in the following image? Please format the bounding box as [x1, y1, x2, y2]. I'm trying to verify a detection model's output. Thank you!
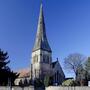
[52, 61, 58, 68]
[32, 4, 52, 52]
[18, 68, 30, 78]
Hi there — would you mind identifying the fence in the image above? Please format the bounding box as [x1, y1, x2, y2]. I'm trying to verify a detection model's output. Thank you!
[0, 86, 90, 90]
[46, 86, 90, 90]
[0, 86, 34, 90]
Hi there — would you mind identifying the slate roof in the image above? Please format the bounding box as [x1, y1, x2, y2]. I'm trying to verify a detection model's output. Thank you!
[52, 61, 58, 68]
[32, 4, 52, 52]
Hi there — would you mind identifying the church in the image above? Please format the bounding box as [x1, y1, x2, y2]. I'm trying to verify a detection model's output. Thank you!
[15, 3, 65, 86]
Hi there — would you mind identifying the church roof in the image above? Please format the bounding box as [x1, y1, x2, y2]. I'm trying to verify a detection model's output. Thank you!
[32, 4, 52, 52]
[52, 61, 58, 68]
[18, 68, 30, 78]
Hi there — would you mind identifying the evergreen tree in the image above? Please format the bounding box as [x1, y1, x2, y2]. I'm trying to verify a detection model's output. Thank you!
[0, 49, 19, 86]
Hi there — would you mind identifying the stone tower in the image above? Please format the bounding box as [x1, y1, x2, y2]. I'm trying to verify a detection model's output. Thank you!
[31, 3, 52, 80]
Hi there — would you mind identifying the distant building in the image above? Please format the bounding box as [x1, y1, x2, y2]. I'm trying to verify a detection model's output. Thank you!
[14, 68, 30, 85]
[15, 3, 65, 86]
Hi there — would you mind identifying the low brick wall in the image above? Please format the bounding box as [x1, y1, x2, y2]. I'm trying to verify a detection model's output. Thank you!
[46, 86, 90, 90]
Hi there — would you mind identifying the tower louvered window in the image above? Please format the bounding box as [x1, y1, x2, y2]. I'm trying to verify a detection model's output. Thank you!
[43, 55, 49, 63]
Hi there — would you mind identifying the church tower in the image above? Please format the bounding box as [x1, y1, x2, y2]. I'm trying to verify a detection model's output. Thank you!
[31, 3, 52, 80]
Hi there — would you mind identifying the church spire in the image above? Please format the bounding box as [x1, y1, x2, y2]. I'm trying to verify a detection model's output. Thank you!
[33, 3, 52, 52]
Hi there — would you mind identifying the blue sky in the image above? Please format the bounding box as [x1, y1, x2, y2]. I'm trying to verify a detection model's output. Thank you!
[0, 0, 90, 77]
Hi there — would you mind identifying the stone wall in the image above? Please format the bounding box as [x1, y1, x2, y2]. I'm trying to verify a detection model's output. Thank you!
[46, 86, 90, 90]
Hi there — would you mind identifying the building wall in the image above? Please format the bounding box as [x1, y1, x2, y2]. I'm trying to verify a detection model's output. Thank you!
[15, 77, 30, 85]
[52, 61, 65, 84]
[31, 49, 52, 79]
[52, 61, 65, 77]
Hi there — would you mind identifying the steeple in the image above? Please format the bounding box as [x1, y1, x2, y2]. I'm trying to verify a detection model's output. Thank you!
[33, 3, 52, 52]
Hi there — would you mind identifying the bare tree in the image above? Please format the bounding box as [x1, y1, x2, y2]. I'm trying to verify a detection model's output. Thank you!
[64, 53, 86, 79]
